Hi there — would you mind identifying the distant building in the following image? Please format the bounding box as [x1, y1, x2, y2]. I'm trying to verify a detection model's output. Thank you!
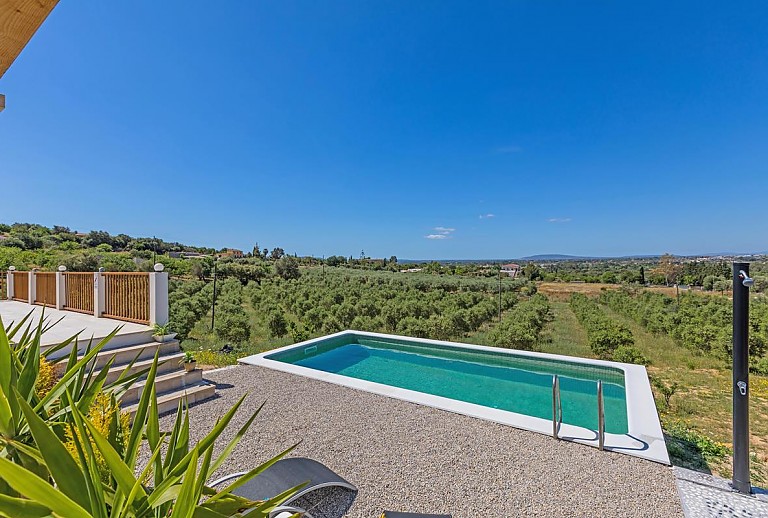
[501, 263, 520, 278]
[169, 251, 209, 259]
[220, 249, 244, 259]
[400, 268, 423, 273]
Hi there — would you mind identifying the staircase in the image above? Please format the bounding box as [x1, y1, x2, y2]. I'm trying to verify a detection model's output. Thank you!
[62, 332, 216, 416]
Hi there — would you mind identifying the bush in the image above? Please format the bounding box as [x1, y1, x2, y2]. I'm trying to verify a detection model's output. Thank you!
[268, 311, 288, 338]
[652, 377, 679, 409]
[613, 345, 650, 366]
[490, 294, 551, 350]
[214, 302, 251, 343]
[570, 293, 634, 359]
[752, 356, 768, 376]
[36, 355, 58, 398]
[64, 392, 130, 483]
[275, 256, 301, 280]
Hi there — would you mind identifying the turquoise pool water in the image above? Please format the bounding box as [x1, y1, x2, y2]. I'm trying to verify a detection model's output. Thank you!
[268, 334, 629, 434]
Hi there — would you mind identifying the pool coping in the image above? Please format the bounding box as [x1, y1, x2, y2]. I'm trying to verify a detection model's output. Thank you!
[240, 330, 670, 465]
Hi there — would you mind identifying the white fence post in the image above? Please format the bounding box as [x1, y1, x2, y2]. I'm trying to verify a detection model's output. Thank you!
[55, 266, 66, 310]
[94, 269, 105, 318]
[6, 269, 13, 299]
[28, 270, 36, 305]
[148, 266, 168, 326]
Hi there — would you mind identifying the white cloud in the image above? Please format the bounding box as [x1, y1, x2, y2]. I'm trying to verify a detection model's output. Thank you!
[425, 226, 456, 239]
[496, 145, 523, 154]
[479, 213, 495, 219]
[546, 217, 572, 223]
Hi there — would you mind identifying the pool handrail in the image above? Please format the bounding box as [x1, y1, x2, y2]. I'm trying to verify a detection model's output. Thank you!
[597, 379, 605, 450]
[552, 374, 562, 439]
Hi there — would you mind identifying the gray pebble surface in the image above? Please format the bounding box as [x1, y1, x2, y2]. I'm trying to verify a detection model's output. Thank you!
[140, 365, 684, 518]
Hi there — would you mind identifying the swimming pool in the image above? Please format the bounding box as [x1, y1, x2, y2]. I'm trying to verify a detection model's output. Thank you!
[241, 331, 668, 463]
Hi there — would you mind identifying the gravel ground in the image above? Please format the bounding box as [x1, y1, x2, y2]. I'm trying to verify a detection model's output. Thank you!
[144, 365, 684, 518]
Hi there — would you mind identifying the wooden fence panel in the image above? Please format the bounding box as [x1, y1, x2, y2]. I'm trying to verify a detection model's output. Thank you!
[33, 272, 56, 306]
[102, 273, 150, 324]
[63, 272, 94, 314]
[12, 272, 28, 301]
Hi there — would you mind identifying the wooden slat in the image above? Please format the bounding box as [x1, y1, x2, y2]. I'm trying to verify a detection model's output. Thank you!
[0, 0, 59, 79]
[33, 271, 55, 306]
[63, 272, 94, 314]
[102, 272, 150, 324]
[11, 271, 28, 301]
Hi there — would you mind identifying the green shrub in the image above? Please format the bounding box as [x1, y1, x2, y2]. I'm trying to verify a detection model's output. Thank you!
[613, 345, 650, 366]
[752, 356, 768, 376]
[489, 294, 551, 350]
[569, 293, 634, 359]
[268, 311, 288, 338]
[663, 418, 730, 461]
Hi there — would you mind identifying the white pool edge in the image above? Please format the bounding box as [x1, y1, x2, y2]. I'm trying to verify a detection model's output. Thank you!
[240, 330, 670, 465]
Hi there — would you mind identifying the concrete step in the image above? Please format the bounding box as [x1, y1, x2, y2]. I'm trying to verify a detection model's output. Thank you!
[53, 340, 180, 377]
[92, 340, 180, 370]
[44, 329, 156, 361]
[123, 382, 217, 417]
[121, 368, 203, 405]
[105, 352, 185, 384]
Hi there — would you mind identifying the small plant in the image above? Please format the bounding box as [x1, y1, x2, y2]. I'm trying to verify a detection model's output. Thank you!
[153, 322, 171, 335]
[663, 418, 730, 460]
[152, 322, 176, 343]
[64, 392, 130, 483]
[194, 349, 239, 367]
[652, 377, 679, 409]
[289, 321, 309, 343]
[183, 350, 195, 363]
[36, 355, 58, 398]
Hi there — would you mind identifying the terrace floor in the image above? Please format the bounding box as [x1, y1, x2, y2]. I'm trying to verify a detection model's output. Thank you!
[0, 300, 151, 346]
[156, 365, 684, 517]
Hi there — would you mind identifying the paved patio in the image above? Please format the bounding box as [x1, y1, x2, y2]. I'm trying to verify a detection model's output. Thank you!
[675, 467, 768, 518]
[0, 300, 151, 346]
[152, 365, 684, 517]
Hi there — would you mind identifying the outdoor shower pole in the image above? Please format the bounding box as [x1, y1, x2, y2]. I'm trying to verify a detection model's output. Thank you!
[732, 262, 751, 494]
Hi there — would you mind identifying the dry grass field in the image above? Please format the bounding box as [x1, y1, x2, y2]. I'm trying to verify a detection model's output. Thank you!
[537, 281, 766, 482]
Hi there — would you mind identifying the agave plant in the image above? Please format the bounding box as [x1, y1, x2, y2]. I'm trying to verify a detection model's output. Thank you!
[0, 312, 146, 479]
[0, 312, 302, 516]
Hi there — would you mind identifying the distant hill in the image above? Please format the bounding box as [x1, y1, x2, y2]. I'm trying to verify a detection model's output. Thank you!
[519, 254, 587, 261]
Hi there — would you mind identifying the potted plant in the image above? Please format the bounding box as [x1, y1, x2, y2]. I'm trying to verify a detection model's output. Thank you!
[152, 322, 177, 343]
[182, 350, 196, 372]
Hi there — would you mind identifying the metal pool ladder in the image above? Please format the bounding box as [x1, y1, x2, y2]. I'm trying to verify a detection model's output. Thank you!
[552, 375, 563, 439]
[597, 379, 605, 450]
[553, 376, 606, 451]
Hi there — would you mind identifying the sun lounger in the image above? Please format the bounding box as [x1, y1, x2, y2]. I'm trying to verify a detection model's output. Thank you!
[209, 457, 356, 517]
[381, 513, 452, 518]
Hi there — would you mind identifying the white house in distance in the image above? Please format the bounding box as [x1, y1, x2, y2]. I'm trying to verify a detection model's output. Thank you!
[501, 263, 520, 278]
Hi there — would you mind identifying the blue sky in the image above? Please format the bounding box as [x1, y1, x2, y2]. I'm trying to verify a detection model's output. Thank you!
[2, 1, 767, 259]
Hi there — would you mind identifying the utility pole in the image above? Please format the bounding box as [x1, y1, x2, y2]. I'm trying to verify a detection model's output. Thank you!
[498, 268, 502, 322]
[732, 262, 753, 494]
[211, 255, 218, 331]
